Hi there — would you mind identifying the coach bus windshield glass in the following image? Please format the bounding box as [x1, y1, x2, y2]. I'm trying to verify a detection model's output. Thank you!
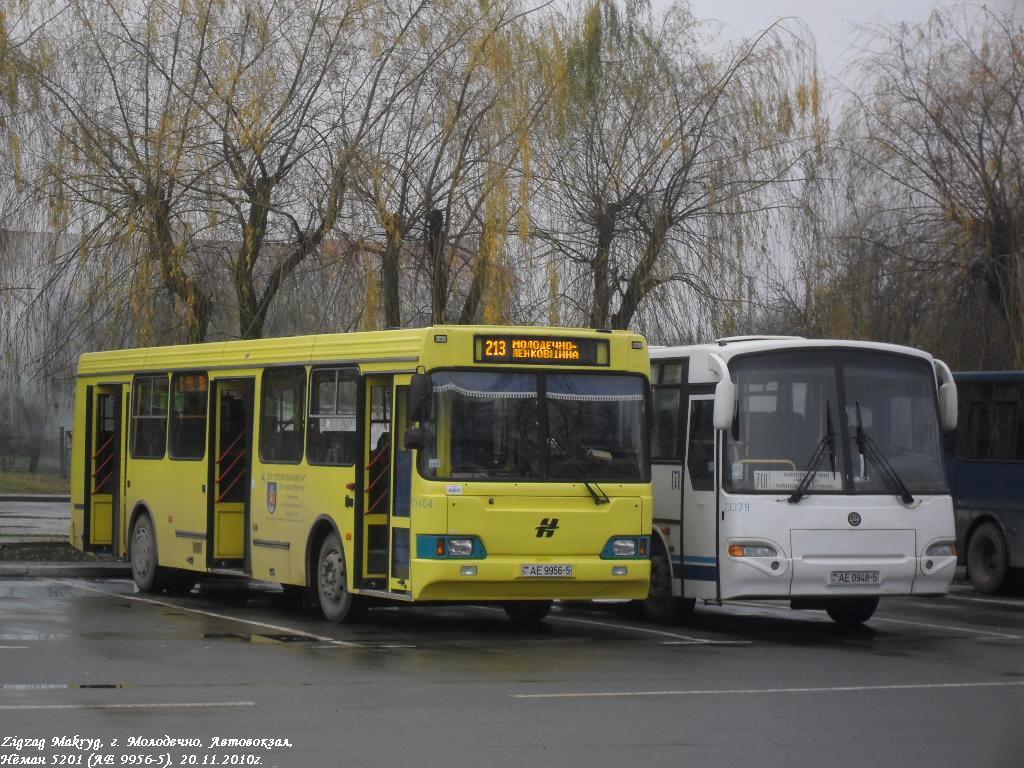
[724, 350, 946, 495]
[418, 371, 646, 482]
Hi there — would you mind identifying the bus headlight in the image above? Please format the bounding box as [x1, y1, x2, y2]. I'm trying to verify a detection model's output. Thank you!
[600, 536, 649, 559]
[728, 543, 777, 558]
[612, 539, 636, 557]
[925, 541, 957, 557]
[448, 538, 475, 557]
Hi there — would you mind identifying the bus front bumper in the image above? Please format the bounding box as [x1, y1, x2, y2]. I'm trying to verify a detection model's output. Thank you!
[410, 557, 651, 602]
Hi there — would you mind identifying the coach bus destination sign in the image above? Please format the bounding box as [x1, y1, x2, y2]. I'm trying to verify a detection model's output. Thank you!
[474, 335, 610, 366]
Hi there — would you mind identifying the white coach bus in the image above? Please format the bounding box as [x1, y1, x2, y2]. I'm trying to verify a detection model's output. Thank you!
[642, 337, 959, 626]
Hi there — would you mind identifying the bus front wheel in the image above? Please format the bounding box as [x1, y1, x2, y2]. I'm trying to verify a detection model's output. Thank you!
[316, 532, 366, 623]
[967, 522, 1008, 595]
[825, 596, 879, 626]
[504, 601, 552, 625]
[642, 551, 694, 624]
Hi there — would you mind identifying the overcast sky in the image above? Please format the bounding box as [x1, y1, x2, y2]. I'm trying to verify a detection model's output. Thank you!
[678, 0, 1020, 86]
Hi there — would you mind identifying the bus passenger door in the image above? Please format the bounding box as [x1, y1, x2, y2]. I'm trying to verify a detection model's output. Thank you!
[681, 393, 719, 600]
[84, 385, 122, 552]
[358, 376, 392, 588]
[390, 383, 412, 593]
[208, 379, 253, 570]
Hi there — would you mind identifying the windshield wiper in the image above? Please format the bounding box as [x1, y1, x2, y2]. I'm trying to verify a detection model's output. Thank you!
[854, 401, 914, 504]
[548, 437, 610, 505]
[788, 401, 836, 504]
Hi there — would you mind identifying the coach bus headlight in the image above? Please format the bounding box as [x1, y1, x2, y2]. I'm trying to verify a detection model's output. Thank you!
[925, 541, 956, 557]
[417, 535, 486, 559]
[728, 543, 777, 558]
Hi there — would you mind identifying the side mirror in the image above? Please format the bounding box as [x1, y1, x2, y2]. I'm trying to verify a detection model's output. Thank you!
[934, 359, 957, 432]
[938, 382, 957, 432]
[713, 378, 736, 431]
[404, 427, 426, 451]
[409, 372, 432, 422]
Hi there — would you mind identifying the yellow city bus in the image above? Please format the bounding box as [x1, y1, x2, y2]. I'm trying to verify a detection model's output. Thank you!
[70, 326, 652, 623]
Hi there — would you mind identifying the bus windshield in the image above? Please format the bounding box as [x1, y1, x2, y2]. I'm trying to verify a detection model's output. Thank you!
[725, 350, 947, 496]
[418, 371, 646, 482]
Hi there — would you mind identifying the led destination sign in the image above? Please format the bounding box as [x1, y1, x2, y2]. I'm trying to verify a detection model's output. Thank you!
[474, 335, 609, 366]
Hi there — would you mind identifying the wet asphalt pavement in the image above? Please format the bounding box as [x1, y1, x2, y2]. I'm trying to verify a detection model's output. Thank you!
[0, 579, 1021, 768]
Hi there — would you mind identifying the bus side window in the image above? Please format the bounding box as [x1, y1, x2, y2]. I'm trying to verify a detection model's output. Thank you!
[259, 367, 306, 463]
[307, 368, 358, 465]
[131, 375, 169, 459]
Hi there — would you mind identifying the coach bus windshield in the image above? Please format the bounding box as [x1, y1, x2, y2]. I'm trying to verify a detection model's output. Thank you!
[418, 371, 646, 482]
[724, 350, 947, 496]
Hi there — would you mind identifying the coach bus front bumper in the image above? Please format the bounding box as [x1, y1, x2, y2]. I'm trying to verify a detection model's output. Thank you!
[409, 556, 651, 602]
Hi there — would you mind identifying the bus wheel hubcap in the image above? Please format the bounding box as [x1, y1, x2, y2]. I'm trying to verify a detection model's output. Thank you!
[320, 551, 343, 603]
[134, 528, 151, 578]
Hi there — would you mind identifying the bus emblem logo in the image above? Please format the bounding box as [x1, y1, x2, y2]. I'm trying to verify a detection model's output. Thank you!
[536, 518, 559, 538]
[848, 512, 861, 527]
[267, 482, 278, 514]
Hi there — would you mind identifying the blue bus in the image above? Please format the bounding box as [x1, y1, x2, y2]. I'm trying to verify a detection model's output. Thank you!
[945, 371, 1024, 593]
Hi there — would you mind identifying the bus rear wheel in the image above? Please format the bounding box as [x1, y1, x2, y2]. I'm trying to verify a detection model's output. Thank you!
[967, 522, 1008, 595]
[825, 596, 879, 626]
[504, 601, 552, 625]
[130, 514, 166, 594]
[316, 532, 366, 623]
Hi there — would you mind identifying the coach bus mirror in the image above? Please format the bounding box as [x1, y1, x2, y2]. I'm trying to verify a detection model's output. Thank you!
[404, 427, 426, 451]
[938, 382, 957, 432]
[713, 379, 736, 431]
[409, 373, 432, 422]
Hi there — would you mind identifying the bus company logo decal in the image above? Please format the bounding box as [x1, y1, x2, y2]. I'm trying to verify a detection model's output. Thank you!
[267, 482, 277, 514]
[848, 512, 861, 527]
[536, 518, 560, 538]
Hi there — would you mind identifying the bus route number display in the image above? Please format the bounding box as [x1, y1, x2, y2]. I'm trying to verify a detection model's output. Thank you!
[474, 335, 609, 366]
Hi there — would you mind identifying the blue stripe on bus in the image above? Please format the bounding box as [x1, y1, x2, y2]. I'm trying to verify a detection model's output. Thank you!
[682, 564, 718, 582]
[683, 555, 717, 564]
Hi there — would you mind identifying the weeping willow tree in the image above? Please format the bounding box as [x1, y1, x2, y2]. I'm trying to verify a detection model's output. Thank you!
[530, 0, 817, 339]
[349, 0, 544, 329]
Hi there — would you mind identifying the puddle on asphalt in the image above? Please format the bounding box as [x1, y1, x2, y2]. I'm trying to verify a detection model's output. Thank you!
[0, 683, 126, 690]
[202, 632, 317, 644]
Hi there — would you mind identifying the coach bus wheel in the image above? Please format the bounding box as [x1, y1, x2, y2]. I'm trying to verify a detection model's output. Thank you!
[316, 532, 366, 623]
[643, 551, 686, 624]
[825, 597, 879, 626]
[504, 601, 552, 625]
[967, 523, 1008, 595]
[130, 514, 165, 594]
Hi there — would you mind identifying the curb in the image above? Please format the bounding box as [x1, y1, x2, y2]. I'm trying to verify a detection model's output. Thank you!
[0, 562, 131, 579]
[0, 494, 71, 503]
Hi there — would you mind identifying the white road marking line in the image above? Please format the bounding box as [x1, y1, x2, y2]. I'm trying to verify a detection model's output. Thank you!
[50, 580, 361, 648]
[0, 646, 28, 649]
[732, 600, 1021, 640]
[475, 606, 750, 644]
[944, 594, 1024, 609]
[869, 616, 1021, 640]
[0, 701, 255, 711]
[511, 680, 1024, 699]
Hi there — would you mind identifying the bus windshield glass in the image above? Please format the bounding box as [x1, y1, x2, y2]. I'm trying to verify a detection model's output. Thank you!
[725, 350, 947, 495]
[418, 371, 646, 482]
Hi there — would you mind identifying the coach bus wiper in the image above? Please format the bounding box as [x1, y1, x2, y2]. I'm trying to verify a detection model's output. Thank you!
[549, 437, 610, 505]
[854, 401, 914, 505]
[788, 402, 836, 504]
